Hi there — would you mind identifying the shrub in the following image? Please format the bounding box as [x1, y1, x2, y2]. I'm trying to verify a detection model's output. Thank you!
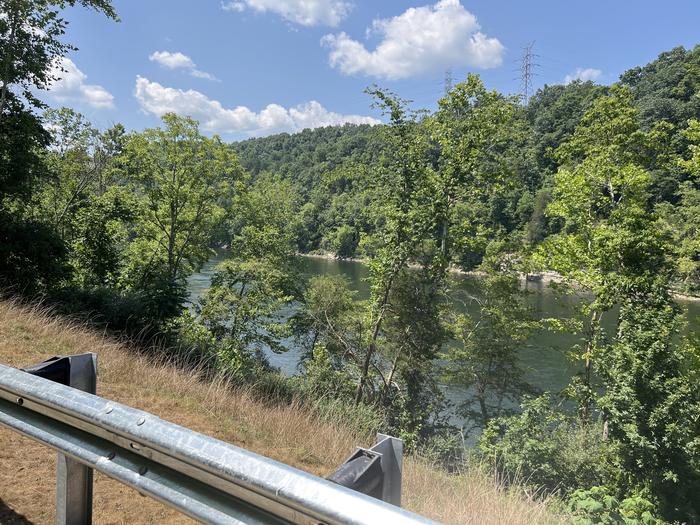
[479, 394, 615, 494]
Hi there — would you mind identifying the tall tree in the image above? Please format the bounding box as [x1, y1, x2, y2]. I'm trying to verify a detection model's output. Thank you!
[599, 285, 700, 522]
[443, 273, 538, 433]
[121, 113, 242, 320]
[353, 88, 433, 404]
[657, 118, 700, 294]
[426, 74, 518, 272]
[537, 86, 664, 420]
[194, 173, 304, 371]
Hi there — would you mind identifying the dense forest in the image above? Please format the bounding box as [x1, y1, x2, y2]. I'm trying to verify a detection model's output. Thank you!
[2, 1, 700, 523]
[233, 47, 700, 295]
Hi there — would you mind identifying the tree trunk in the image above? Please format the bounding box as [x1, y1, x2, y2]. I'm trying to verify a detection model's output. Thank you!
[354, 272, 396, 404]
[380, 348, 403, 404]
[581, 309, 601, 422]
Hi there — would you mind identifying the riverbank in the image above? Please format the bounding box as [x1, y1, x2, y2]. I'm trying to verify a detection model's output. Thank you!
[298, 251, 700, 302]
[0, 299, 565, 525]
[300, 252, 566, 286]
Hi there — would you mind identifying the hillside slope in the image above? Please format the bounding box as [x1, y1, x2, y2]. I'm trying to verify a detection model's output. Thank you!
[0, 300, 564, 525]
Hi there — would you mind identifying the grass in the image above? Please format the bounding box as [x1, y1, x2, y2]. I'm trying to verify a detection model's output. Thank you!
[0, 298, 566, 524]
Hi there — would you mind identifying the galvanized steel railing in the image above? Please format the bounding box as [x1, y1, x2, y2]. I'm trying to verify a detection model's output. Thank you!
[0, 356, 439, 525]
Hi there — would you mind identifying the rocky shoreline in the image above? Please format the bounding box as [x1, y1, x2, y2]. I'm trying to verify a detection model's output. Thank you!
[298, 252, 700, 302]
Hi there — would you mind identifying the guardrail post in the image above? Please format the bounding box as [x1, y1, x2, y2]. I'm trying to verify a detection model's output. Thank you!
[328, 433, 404, 506]
[372, 433, 403, 506]
[57, 353, 97, 525]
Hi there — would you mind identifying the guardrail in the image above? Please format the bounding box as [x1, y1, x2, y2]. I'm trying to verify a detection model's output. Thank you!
[0, 354, 439, 525]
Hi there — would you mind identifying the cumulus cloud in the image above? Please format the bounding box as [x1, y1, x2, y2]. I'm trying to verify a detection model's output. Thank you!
[564, 67, 602, 84]
[222, 0, 351, 27]
[47, 57, 114, 109]
[149, 51, 218, 81]
[321, 0, 503, 80]
[134, 76, 379, 136]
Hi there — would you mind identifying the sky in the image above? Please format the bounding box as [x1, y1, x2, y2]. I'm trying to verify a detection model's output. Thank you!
[46, 0, 700, 141]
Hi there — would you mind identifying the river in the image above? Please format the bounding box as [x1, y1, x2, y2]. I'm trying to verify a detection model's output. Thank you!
[187, 251, 700, 428]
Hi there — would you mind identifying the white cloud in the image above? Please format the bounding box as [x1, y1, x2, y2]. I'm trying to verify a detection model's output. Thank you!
[149, 51, 218, 81]
[149, 51, 195, 70]
[221, 1, 246, 12]
[564, 67, 602, 84]
[48, 58, 114, 109]
[134, 76, 380, 136]
[222, 0, 351, 27]
[321, 0, 503, 80]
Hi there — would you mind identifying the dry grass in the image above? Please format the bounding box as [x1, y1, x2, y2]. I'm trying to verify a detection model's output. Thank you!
[0, 299, 565, 524]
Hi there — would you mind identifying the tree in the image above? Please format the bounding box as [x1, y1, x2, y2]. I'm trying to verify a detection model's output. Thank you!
[291, 274, 360, 363]
[352, 87, 434, 404]
[619, 45, 700, 131]
[121, 113, 242, 320]
[0, 95, 49, 198]
[426, 74, 520, 272]
[657, 118, 700, 294]
[39, 107, 103, 238]
[443, 273, 538, 433]
[526, 81, 607, 176]
[537, 86, 663, 421]
[68, 186, 133, 288]
[0, 0, 117, 119]
[598, 286, 700, 521]
[196, 258, 295, 373]
[193, 172, 303, 372]
[0, 0, 117, 293]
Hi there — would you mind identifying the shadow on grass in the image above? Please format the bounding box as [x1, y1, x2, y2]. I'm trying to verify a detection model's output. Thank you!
[0, 499, 34, 525]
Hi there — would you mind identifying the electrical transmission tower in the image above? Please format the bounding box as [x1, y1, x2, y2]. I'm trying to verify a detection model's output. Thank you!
[517, 41, 539, 104]
[444, 68, 453, 95]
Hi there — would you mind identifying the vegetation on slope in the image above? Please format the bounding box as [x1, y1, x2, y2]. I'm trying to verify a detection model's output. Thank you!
[1, 1, 699, 522]
[0, 299, 564, 525]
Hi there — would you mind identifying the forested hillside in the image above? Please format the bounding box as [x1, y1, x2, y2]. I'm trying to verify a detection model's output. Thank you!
[234, 46, 700, 295]
[1, 1, 699, 522]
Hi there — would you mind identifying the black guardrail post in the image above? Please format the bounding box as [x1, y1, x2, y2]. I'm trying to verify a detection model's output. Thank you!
[23, 353, 97, 525]
[327, 433, 403, 506]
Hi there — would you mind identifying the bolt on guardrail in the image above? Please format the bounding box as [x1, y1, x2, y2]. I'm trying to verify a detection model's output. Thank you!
[0, 354, 440, 525]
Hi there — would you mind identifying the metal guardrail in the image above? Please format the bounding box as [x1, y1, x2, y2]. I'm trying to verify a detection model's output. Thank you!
[0, 355, 439, 525]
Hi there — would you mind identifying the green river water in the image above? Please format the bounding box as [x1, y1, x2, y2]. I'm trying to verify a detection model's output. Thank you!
[187, 251, 700, 428]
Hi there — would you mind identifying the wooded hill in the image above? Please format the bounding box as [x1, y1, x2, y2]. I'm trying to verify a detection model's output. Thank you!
[233, 45, 700, 293]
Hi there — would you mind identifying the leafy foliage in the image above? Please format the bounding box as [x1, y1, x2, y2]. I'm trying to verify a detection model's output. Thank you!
[120, 114, 242, 320]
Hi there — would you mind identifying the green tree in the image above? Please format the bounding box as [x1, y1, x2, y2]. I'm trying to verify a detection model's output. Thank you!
[598, 286, 700, 521]
[537, 86, 662, 420]
[443, 273, 538, 433]
[196, 258, 295, 373]
[194, 172, 303, 372]
[0, 0, 117, 119]
[353, 87, 434, 404]
[0, 0, 117, 292]
[121, 113, 242, 320]
[427, 74, 520, 272]
[291, 274, 360, 363]
[39, 107, 102, 238]
[526, 81, 607, 176]
[657, 118, 700, 294]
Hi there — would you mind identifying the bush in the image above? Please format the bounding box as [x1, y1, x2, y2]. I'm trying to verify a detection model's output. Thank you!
[566, 486, 661, 525]
[479, 394, 615, 494]
[47, 286, 160, 339]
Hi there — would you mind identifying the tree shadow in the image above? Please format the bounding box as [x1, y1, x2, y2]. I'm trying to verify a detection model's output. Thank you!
[0, 499, 34, 525]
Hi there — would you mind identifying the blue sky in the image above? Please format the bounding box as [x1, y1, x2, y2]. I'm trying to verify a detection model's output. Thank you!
[47, 0, 700, 140]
